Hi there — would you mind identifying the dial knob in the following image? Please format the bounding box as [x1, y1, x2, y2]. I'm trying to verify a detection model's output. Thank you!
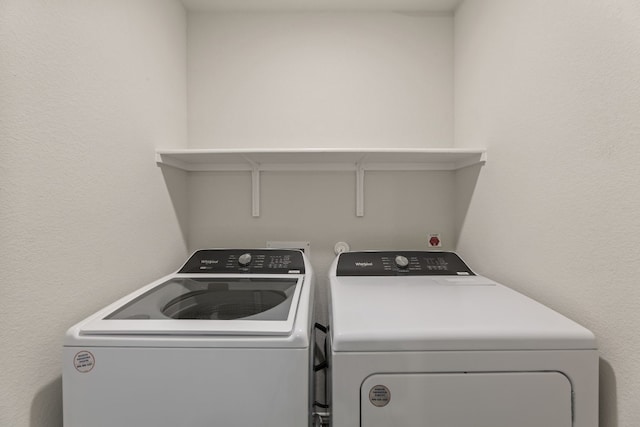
[395, 255, 409, 268]
[238, 253, 252, 266]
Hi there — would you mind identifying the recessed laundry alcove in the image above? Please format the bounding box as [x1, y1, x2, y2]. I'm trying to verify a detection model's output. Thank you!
[157, 4, 486, 260]
[5, 0, 637, 426]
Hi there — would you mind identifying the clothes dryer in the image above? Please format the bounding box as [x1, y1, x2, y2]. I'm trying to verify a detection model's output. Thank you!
[63, 249, 314, 427]
[328, 251, 597, 427]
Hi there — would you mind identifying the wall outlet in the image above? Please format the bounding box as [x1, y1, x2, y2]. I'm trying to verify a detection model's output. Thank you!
[266, 241, 311, 255]
[427, 233, 442, 248]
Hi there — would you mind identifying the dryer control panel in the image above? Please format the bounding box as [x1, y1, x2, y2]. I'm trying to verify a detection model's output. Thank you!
[336, 251, 474, 276]
[179, 249, 305, 274]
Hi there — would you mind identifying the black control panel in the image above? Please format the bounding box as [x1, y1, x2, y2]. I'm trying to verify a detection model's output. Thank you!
[179, 249, 305, 274]
[336, 251, 475, 276]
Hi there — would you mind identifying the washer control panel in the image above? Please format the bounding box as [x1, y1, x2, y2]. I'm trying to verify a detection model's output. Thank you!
[336, 251, 474, 276]
[179, 249, 305, 274]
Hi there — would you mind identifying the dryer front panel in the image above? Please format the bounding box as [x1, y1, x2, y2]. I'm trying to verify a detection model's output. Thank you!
[361, 372, 572, 427]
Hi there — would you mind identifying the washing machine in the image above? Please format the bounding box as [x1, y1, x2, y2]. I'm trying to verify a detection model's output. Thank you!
[63, 249, 315, 427]
[328, 251, 598, 427]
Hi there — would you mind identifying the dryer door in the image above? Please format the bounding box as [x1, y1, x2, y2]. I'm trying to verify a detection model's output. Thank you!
[361, 372, 572, 427]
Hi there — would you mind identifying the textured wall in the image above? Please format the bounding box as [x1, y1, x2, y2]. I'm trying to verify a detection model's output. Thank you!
[187, 170, 459, 326]
[188, 12, 454, 149]
[186, 12, 458, 326]
[454, 1, 640, 426]
[0, 1, 188, 426]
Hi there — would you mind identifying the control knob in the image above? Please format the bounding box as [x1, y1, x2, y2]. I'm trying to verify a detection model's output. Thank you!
[238, 253, 252, 266]
[395, 255, 409, 268]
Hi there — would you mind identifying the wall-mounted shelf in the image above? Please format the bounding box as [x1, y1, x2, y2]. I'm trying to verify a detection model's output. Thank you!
[156, 148, 487, 217]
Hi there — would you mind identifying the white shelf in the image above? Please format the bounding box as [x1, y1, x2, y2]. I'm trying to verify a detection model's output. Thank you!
[155, 148, 486, 172]
[155, 148, 487, 217]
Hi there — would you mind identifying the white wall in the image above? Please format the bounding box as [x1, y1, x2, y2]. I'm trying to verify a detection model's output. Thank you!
[454, 1, 640, 426]
[188, 169, 457, 325]
[188, 12, 453, 148]
[0, 1, 188, 426]
[186, 12, 457, 325]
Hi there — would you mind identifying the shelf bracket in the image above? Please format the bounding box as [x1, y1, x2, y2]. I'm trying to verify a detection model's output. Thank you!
[244, 158, 261, 218]
[356, 162, 365, 217]
[252, 167, 260, 217]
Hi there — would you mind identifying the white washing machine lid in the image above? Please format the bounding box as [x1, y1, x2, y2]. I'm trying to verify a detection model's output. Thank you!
[329, 254, 596, 352]
[79, 273, 305, 337]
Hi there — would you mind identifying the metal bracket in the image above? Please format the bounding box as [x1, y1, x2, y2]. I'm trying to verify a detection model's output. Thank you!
[251, 167, 260, 217]
[356, 162, 365, 217]
[243, 156, 261, 217]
